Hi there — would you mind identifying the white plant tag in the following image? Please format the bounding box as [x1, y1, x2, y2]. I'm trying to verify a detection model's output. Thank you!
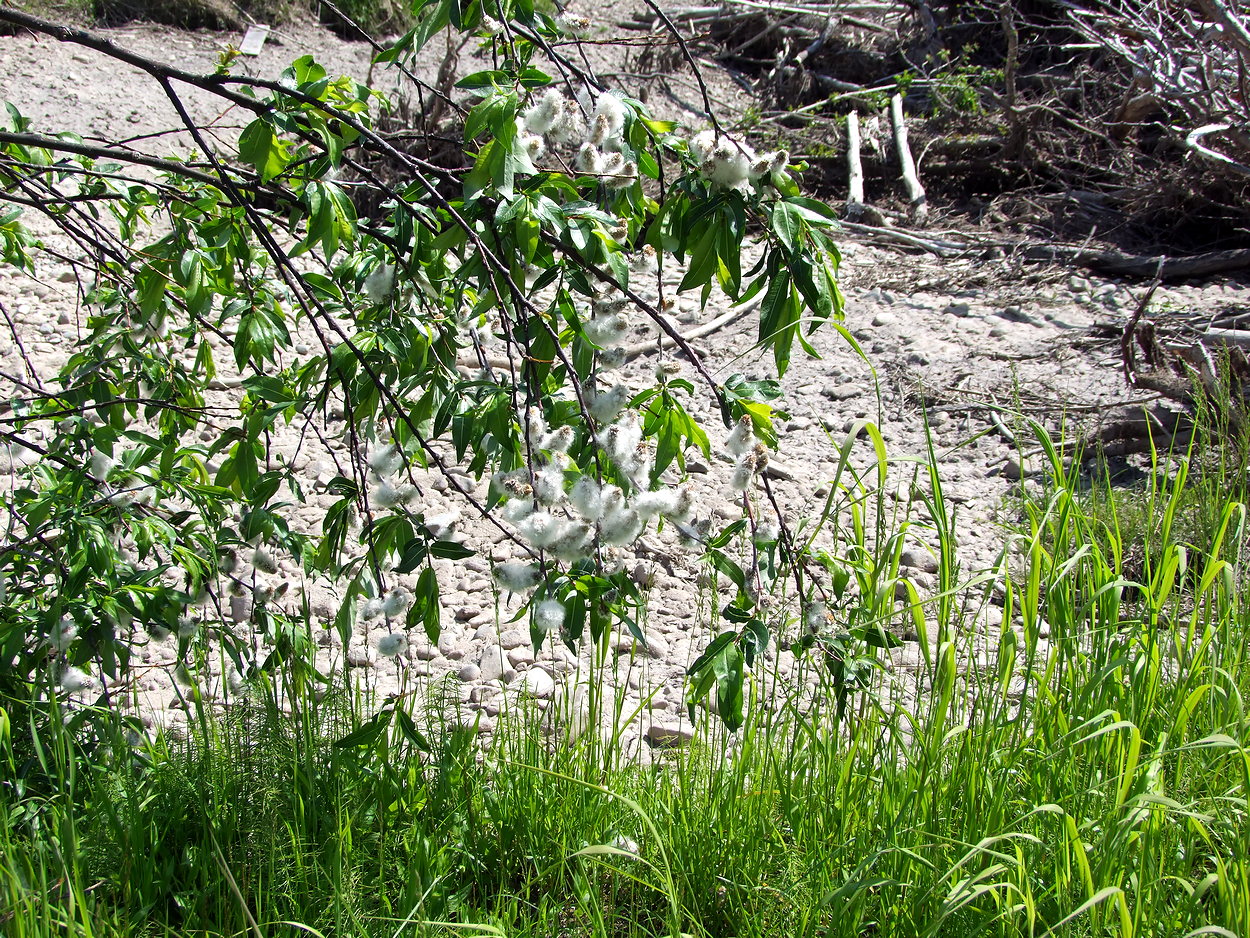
[239, 25, 271, 56]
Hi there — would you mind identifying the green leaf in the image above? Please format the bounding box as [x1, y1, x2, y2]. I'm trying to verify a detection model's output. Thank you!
[770, 201, 804, 255]
[301, 271, 342, 301]
[282, 54, 327, 88]
[333, 709, 391, 748]
[429, 539, 475, 560]
[707, 519, 748, 549]
[759, 272, 800, 376]
[237, 119, 289, 182]
[706, 549, 747, 591]
[562, 588, 586, 645]
[725, 374, 784, 402]
[589, 595, 611, 644]
[465, 92, 517, 143]
[853, 623, 903, 649]
[416, 565, 440, 643]
[333, 581, 360, 644]
[519, 68, 553, 88]
[135, 264, 168, 318]
[395, 537, 429, 574]
[409, 0, 451, 54]
[686, 630, 737, 676]
[714, 642, 745, 731]
[741, 617, 769, 664]
[637, 149, 659, 180]
[457, 69, 510, 92]
[677, 223, 719, 293]
[394, 707, 431, 751]
[783, 196, 840, 224]
[791, 254, 834, 320]
[640, 118, 677, 134]
[733, 398, 779, 449]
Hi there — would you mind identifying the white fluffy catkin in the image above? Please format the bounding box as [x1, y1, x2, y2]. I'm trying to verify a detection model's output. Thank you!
[726, 415, 756, 456]
[549, 522, 592, 562]
[588, 385, 631, 423]
[533, 464, 565, 506]
[518, 510, 565, 548]
[584, 313, 630, 348]
[534, 598, 566, 632]
[569, 476, 604, 521]
[592, 93, 627, 141]
[377, 632, 408, 657]
[634, 489, 677, 520]
[494, 561, 541, 592]
[383, 587, 412, 618]
[522, 89, 564, 135]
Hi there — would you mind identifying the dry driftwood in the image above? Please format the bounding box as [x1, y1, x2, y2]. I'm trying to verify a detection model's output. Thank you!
[1023, 245, 1250, 279]
[889, 93, 927, 223]
[1196, 0, 1250, 59]
[1184, 124, 1250, 179]
[838, 221, 965, 255]
[1118, 279, 1250, 438]
[620, 1, 906, 27]
[1065, 0, 1250, 186]
[1200, 329, 1250, 351]
[835, 215, 1250, 281]
[1085, 411, 1194, 458]
[845, 109, 865, 219]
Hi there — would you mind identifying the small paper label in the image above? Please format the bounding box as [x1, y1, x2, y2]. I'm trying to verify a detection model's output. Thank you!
[239, 25, 271, 56]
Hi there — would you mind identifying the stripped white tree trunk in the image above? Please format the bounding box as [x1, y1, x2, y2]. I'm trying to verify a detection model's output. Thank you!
[846, 109, 865, 220]
[890, 93, 927, 223]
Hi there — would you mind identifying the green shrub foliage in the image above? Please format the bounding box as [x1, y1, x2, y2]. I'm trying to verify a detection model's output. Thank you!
[0, 3, 848, 729]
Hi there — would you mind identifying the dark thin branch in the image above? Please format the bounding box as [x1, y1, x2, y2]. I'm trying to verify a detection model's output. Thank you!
[0, 301, 44, 391]
[153, 73, 529, 556]
[1120, 257, 1165, 386]
[0, 130, 252, 191]
[316, 0, 464, 117]
[637, 0, 723, 132]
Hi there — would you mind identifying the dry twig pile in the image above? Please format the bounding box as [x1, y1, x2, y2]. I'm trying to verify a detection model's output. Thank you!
[626, 0, 1250, 261]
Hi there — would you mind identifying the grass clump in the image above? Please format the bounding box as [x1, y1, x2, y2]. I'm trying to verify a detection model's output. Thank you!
[2, 420, 1248, 937]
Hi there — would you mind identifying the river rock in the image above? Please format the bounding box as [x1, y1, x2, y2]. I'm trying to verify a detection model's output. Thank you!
[519, 668, 555, 698]
[644, 723, 694, 749]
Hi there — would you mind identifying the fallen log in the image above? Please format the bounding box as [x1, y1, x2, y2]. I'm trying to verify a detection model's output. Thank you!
[1199, 328, 1250, 351]
[1196, 0, 1250, 60]
[833, 217, 1250, 280]
[1021, 244, 1250, 279]
[838, 221, 967, 255]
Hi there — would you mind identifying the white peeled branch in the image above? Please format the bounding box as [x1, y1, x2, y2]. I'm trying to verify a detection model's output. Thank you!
[846, 109, 865, 220]
[890, 93, 928, 223]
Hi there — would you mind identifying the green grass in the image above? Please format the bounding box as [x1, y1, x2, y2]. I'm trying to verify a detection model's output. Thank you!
[2, 418, 1248, 937]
